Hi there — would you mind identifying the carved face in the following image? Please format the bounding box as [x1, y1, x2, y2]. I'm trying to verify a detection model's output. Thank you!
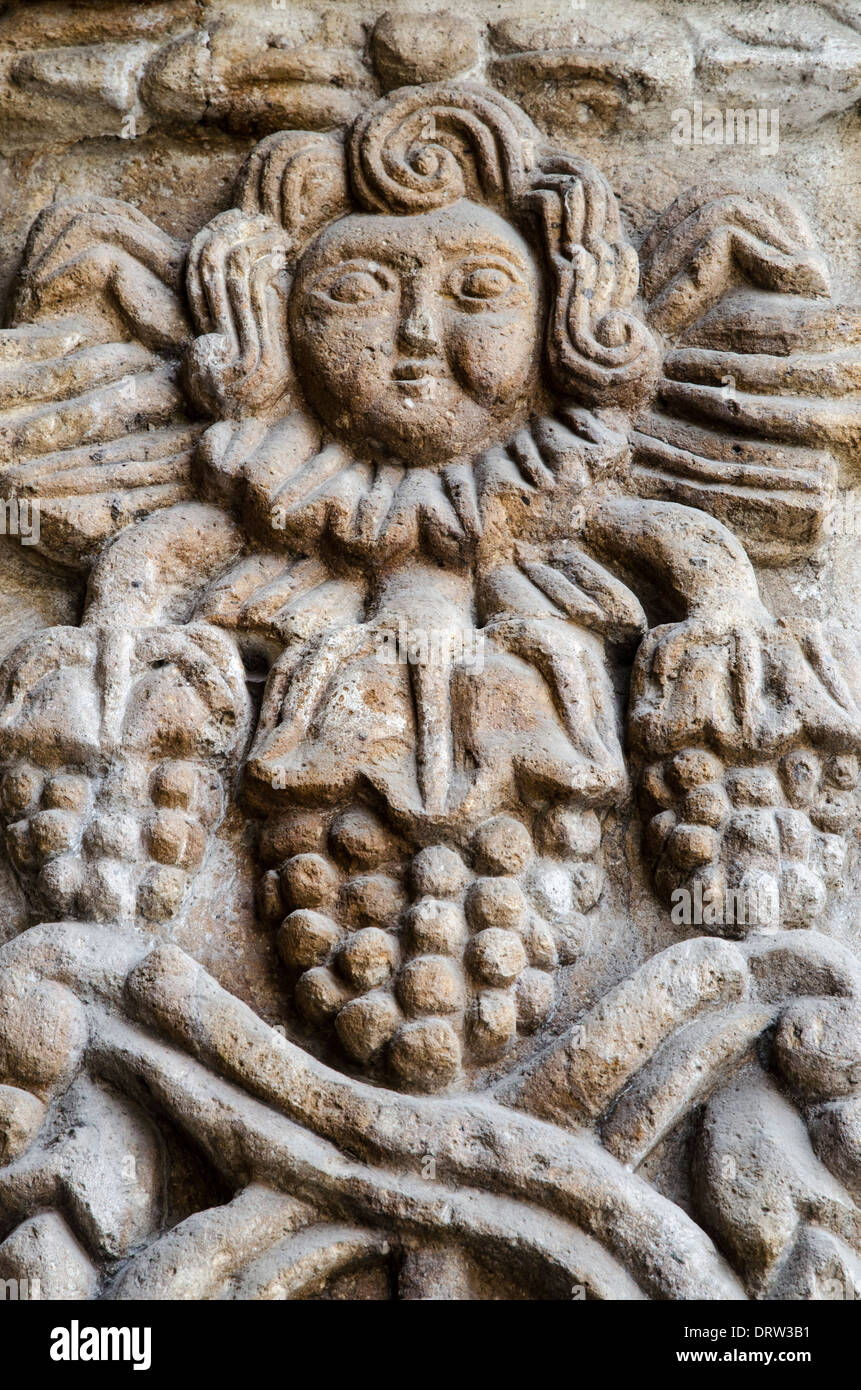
[289, 200, 542, 466]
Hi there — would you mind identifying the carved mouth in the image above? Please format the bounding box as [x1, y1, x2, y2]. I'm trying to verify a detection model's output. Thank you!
[392, 359, 447, 385]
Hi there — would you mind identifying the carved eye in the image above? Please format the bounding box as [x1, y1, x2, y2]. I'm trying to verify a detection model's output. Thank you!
[461, 267, 512, 299]
[321, 266, 394, 306]
[449, 260, 523, 309]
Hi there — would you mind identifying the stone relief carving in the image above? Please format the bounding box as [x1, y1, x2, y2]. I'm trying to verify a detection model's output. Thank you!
[1, 6, 861, 1302]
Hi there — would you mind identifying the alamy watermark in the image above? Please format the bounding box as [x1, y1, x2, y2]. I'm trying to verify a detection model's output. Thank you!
[0, 1276, 40, 1300]
[0, 496, 39, 546]
[824, 494, 861, 540]
[50, 1321, 151, 1371]
[670, 878, 779, 929]
[672, 100, 780, 155]
[374, 620, 485, 672]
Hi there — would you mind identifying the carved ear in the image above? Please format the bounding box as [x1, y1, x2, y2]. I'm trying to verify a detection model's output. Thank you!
[234, 129, 352, 259]
[184, 209, 293, 421]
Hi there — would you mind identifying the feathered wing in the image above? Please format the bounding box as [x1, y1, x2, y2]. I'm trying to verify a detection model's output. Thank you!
[0, 196, 200, 569]
[633, 183, 861, 562]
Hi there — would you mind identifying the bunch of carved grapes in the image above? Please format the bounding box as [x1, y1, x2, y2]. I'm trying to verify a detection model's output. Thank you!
[1, 756, 224, 926]
[258, 802, 605, 1091]
[641, 746, 858, 934]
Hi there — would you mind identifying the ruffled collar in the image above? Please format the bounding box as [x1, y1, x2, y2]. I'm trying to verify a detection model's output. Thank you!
[197, 402, 630, 570]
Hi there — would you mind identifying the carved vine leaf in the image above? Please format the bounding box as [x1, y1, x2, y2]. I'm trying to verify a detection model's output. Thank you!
[0, 197, 197, 568]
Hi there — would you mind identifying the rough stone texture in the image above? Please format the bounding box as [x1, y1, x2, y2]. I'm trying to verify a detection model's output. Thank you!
[0, 0, 860, 1300]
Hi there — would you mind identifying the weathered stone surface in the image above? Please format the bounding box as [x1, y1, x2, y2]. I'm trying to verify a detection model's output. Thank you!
[0, 0, 860, 1303]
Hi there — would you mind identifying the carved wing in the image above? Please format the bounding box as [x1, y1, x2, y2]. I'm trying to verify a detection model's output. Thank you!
[634, 183, 861, 561]
[0, 196, 199, 568]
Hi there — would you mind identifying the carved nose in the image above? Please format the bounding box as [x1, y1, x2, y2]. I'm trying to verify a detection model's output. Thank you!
[398, 302, 441, 356]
